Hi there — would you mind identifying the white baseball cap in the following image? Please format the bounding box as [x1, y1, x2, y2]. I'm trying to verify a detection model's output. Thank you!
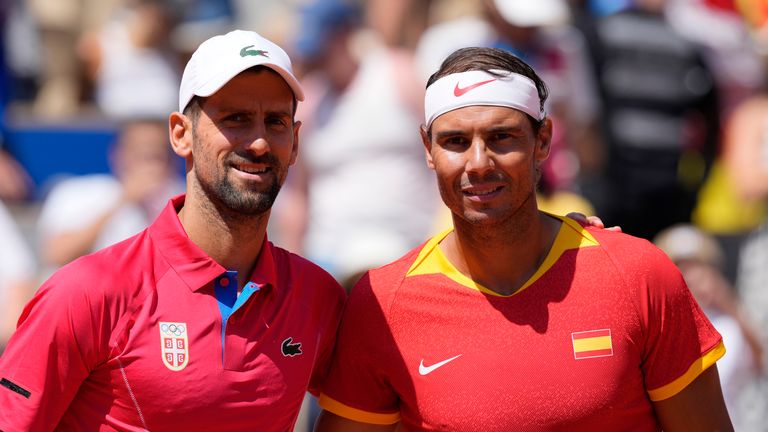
[492, 0, 570, 28]
[178, 29, 305, 112]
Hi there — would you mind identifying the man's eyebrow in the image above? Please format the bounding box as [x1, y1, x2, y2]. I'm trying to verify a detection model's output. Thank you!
[212, 107, 292, 117]
[486, 125, 525, 135]
[433, 125, 524, 140]
[433, 130, 466, 140]
[265, 109, 293, 118]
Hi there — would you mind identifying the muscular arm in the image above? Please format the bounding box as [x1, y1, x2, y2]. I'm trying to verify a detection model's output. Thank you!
[314, 410, 398, 432]
[652, 365, 733, 431]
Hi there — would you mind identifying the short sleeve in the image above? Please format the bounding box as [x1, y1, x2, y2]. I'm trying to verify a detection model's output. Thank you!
[0, 265, 109, 431]
[318, 273, 401, 425]
[635, 245, 724, 401]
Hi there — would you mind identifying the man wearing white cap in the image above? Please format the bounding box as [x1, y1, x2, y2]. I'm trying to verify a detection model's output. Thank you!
[315, 47, 733, 431]
[0, 30, 345, 431]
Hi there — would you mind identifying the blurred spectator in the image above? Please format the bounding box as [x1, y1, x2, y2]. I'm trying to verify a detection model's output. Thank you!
[717, 83, 768, 430]
[36, 118, 183, 271]
[416, 0, 599, 200]
[0, 2, 32, 202]
[0, 146, 32, 202]
[0, 0, 8, 111]
[169, 0, 235, 55]
[25, 0, 123, 118]
[365, 0, 432, 50]
[732, 225, 768, 430]
[693, 69, 767, 282]
[0, 200, 36, 354]
[276, 0, 439, 281]
[78, 0, 181, 120]
[579, 0, 721, 241]
[737, 0, 768, 49]
[667, 0, 765, 117]
[654, 224, 764, 429]
[720, 86, 768, 222]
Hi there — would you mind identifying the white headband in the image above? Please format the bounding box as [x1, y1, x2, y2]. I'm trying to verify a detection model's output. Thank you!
[424, 70, 543, 128]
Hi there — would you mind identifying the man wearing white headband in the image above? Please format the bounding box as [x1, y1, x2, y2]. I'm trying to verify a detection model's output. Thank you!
[316, 47, 732, 431]
[0, 30, 345, 431]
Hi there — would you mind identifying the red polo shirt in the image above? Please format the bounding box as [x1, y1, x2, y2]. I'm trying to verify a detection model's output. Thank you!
[0, 195, 346, 431]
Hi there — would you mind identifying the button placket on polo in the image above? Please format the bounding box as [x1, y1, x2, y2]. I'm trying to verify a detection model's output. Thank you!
[214, 272, 262, 370]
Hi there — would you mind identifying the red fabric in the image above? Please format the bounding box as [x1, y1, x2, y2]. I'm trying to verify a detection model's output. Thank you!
[704, 0, 739, 13]
[320, 223, 722, 431]
[0, 195, 346, 431]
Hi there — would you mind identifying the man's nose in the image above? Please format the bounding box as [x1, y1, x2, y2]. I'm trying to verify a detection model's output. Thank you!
[246, 123, 270, 155]
[465, 137, 494, 174]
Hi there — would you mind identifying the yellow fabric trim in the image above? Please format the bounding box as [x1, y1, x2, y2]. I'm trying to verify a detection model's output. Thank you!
[573, 336, 612, 352]
[406, 228, 453, 276]
[647, 341, 727, 401]
[406, 214, 599, 297]
[318, 394, 401, 425]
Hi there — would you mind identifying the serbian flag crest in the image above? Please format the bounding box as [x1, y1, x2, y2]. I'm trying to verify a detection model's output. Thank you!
[571, 329, 613, 360]
[160, 322, 189, 371]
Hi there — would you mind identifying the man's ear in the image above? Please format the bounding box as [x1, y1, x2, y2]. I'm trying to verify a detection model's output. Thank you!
[535, 117, 553, 164]
[420, 125, 435, 170]
[169, 112, 193, 158]
[290, 120, 301, 166]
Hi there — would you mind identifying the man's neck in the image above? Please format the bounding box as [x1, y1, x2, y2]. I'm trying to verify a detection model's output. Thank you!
[178, 192, 269, 291]
[442, 208, 561, 296]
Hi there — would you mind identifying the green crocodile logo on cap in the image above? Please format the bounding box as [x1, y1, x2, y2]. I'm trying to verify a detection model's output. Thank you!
[240, 45, 269, 58]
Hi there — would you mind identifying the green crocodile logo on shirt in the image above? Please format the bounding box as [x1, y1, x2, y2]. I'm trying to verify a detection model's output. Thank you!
[240, 45, 269, 58]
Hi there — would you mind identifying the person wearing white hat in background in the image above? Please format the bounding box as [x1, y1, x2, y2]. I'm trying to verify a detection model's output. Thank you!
[0, 30, 346, 431]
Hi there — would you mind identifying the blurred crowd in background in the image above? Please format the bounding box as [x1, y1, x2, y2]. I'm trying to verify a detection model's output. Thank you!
[1, 0, 768, 429]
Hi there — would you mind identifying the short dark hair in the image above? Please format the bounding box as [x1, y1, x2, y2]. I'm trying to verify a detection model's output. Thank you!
[183, 96, 203, 126]
[426, 47, 549, 131]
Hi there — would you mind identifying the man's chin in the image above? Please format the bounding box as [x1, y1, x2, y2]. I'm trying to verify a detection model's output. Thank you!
[458, 208, 513, 227]
[217, 191, 275, 216]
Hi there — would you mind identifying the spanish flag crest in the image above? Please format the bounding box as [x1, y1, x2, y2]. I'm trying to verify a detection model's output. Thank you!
[571, 329, 613, 360]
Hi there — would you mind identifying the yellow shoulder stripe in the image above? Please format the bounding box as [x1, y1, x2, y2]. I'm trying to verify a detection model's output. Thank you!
[646, 341, 726, 401]
[318, 394, 401, 425]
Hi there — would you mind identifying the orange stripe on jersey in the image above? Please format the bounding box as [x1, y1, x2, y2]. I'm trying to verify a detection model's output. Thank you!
[647, 341, 726, 401]
[572, 329, 613, 359]
[318, 393, 401, 425]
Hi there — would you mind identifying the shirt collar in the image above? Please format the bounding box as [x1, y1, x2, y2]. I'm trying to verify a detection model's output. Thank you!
[148, 194, 278, 293]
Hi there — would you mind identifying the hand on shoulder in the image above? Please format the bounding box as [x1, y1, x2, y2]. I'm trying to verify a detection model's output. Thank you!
[566, 212, 622, 232]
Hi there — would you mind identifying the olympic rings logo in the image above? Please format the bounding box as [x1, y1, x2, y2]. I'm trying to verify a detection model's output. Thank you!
[160, 323, 186, 336]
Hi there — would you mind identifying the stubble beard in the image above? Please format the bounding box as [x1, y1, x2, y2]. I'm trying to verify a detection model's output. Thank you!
[192, 137, 284, 219]
[204, 170, 282, 217]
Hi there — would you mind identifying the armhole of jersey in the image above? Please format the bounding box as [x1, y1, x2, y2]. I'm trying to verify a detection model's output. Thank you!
[318, 393, 401, 425]
[646, 341, 726, 401]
